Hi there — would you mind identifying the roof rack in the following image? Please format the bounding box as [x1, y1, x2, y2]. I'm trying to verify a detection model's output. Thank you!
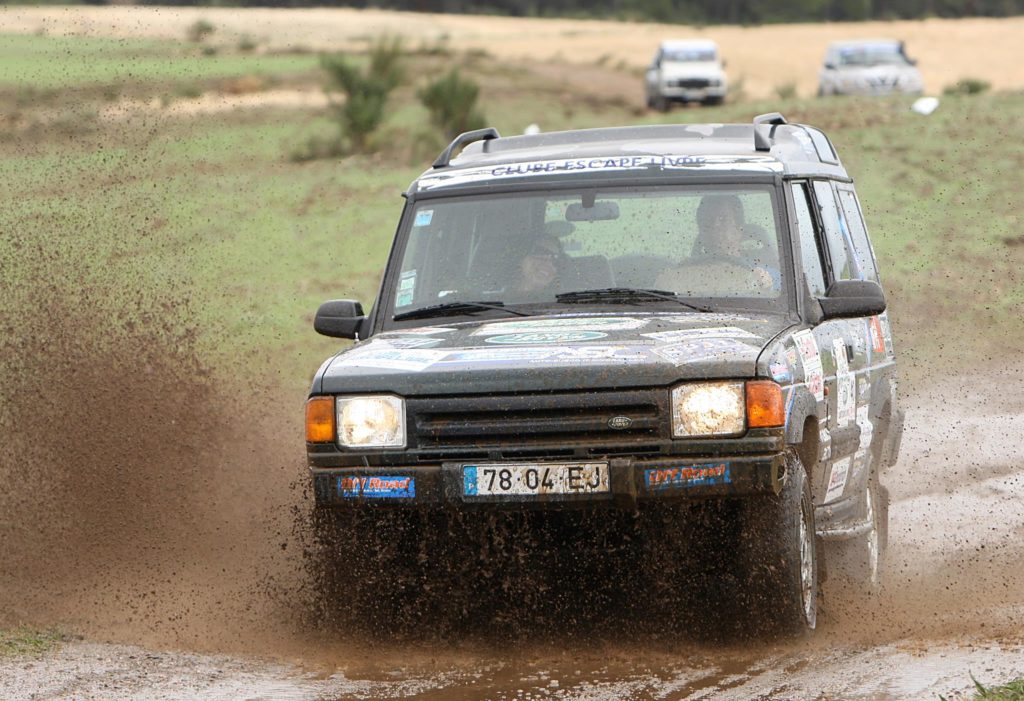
[432, 127, 501, 169]
[753, 112, 787, 152]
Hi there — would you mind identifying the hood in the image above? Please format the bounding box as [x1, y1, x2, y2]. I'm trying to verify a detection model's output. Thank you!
[318, 312, 793, 396]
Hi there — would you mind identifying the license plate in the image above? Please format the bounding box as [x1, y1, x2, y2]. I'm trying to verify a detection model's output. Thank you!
[462, 463, 609, 497]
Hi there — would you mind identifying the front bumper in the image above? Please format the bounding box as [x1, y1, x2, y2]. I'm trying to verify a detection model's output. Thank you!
[659, 86, 727, 102]
[311, 452, 786, 509]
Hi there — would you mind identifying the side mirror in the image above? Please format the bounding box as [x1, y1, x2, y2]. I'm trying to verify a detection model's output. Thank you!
[824, 62, 836, 70]
[314, 299, 366, 339]
[818, 280, 886, 320]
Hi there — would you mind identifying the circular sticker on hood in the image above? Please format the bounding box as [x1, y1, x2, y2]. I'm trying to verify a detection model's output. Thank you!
[485, 331, 608, 345]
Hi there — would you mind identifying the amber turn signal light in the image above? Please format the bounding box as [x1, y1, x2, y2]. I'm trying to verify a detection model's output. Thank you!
[305, 396, 335, 443]
[746, 381, 784, 428]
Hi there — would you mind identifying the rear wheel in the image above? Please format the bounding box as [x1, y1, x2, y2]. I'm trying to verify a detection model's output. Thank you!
[830, 477, 889, 593]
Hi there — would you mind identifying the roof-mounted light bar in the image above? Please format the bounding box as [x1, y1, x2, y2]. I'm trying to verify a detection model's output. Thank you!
[432, 127, 501, 169]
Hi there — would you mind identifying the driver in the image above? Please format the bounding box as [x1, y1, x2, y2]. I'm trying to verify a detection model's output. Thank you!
[514, 234, 566, 296]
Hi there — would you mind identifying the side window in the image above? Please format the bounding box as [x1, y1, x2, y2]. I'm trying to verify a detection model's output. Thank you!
[812, 180, 858, 281]
[836, 187, 879, 282]
[789, 182, 827, 296]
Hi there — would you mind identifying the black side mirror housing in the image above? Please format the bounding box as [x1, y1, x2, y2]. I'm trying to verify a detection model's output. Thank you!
[824, 62, 836, 70]
[314, 299, 367, 339]
[818, 280, 886, 320]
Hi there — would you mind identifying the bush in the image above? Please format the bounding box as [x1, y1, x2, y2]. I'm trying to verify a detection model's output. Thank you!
[187, 19, 215, 43]
[237, 34, 258, 53]
[321, 37, 404, 153]
[418, 69, 486, 140]
[774, 81, 798, 100]
[944, 77, 991, 96]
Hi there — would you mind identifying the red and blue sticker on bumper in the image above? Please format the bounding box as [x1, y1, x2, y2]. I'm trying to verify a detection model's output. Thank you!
[643, 462, 731, 491]
[336, 475, 416, 499]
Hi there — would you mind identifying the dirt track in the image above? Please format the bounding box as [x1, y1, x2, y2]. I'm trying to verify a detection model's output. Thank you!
[3, 7, 1024, 99]
[2, 364, 1023, 699]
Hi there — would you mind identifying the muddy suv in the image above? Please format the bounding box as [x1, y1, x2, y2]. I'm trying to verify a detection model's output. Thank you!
[306, 114, 904, 635]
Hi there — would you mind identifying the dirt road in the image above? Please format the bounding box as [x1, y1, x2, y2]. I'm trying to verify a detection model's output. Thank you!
[2, 366, 1022, 700]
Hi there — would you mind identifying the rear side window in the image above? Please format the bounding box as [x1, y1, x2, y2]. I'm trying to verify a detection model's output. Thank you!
[836, 187, 879, 282]
[812, 180, 858, 281]
[789, 182, 827, 296]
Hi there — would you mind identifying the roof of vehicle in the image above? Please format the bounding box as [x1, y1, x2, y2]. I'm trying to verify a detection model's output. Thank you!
[660, 39, 719, 49]
[827, 38, 903, 50]
[411, 117, 849, 195]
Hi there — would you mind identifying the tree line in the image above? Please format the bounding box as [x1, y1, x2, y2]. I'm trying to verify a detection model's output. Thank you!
[40, 0, 1024, 22]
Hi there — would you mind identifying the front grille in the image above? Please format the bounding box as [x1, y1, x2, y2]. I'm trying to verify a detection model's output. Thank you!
[408, 389, 668, 451]
[672, 78, 711, 89]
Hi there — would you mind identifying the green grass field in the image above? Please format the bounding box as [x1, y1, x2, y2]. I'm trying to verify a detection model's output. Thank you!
[2, 33, 1022, 390]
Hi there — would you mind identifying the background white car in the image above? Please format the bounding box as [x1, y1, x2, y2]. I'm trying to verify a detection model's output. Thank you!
[818, 39, 924, 96]
[645, 39, 728, 110]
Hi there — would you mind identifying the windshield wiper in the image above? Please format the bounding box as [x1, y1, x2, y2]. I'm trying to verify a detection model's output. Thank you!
[555, 287, 714, 313]
[393, 300, 531, 322]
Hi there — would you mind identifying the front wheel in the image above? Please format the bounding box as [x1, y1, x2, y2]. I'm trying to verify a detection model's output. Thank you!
[737, 450, 818, 635]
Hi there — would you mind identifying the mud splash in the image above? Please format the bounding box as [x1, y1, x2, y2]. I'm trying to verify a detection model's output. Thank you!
[0, 228, 309, 655]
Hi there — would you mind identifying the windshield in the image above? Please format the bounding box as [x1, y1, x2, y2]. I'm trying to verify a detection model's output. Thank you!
[662, 48, 717, 62]
[837, 44, 911, 67]
[388, 186, 787, 323]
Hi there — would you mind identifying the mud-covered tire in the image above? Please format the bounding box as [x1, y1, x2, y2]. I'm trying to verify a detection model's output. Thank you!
[737, 450, 818, 636]
[830, 478, 889, 593]
[651, 95, 670, 112]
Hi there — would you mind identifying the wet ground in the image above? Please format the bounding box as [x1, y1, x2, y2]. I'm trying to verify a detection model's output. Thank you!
[2, 365, 1023, 699]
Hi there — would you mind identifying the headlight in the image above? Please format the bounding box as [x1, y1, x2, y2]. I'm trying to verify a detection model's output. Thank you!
[337, 395, 406, 448]
[671, 382, 745, 437]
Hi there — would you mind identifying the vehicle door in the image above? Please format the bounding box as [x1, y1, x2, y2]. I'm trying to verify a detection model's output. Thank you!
[810, 179, 872, 507]
[788, 180, 847, 504]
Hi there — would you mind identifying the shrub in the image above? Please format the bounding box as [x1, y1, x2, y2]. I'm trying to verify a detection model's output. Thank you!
[187, 19, 215, 43]
[320, 37, 404, 153]
[774, 81, 798, 100]
[418, 69, 486, 140]
[944, 77, 991, 96]
[237, 34, 258, 53]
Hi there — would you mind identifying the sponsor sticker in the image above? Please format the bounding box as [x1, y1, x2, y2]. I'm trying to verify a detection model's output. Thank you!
[868, 316, 885, 354]
[824, 458, 851, 503]
[820, 427, 832, 461]
[833, 339, 855, 427]
[337, 475, 415, 499]
[395, 270, 416, 308]
[484, 331, 608, 345]
[375, 336, 444, 349]
[769, 361, 793, 383]
[644, 463, 732, 491]
[413, 209, 433, 227]
[337, 348, 448, 372]
[652, 337, 755, 365]
[792, 330, 824, 402]
[473, 317, 648, 335]
[642, 326, 757, 342]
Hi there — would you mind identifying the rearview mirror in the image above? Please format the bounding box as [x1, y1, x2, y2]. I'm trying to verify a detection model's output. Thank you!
[566, 201, 620, 222]
[314, 299, 366, 339]
[818, 280, 886, 320]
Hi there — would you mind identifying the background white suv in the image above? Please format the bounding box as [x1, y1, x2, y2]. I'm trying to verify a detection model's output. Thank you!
[818, 39, 924, 97]
[645, 39, 728, 110]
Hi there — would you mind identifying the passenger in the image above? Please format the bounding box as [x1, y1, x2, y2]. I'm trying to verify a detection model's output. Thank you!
[658, 194, 778, 293]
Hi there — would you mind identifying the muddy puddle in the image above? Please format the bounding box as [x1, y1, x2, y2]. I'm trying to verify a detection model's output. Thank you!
[2, 238, 1023, 697]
